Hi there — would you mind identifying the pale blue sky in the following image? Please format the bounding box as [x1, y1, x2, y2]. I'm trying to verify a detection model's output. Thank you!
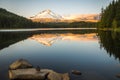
[0, 0, 113, 17]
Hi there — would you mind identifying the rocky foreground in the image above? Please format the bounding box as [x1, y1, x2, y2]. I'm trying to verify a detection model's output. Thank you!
[9, 59, 81, 80]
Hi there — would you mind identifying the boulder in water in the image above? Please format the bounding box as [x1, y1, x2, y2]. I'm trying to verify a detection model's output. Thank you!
[9, 59, 33, 70]
[71, 70, 82, 75]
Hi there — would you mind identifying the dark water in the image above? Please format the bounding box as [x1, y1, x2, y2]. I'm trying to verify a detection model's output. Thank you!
[0, 29, 120, 80]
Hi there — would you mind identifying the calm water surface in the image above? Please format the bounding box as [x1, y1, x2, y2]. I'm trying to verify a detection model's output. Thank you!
[0, 29, 120, 80]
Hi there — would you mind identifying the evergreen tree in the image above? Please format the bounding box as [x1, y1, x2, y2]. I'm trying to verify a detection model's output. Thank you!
[99, 0, 120, 28]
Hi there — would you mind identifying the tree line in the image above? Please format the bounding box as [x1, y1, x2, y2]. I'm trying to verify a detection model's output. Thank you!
[98, 0, 120, 29]
[0, 8, 97, 29]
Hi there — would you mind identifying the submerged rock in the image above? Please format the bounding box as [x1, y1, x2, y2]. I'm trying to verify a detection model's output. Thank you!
[116, 74, 120, 78]
[71, 70, 82, 75]
[36, 65, 41, 71]
[9, 59, 33, 70]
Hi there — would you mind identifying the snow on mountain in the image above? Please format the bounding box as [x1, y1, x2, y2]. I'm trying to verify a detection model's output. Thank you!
[30, 9, 63, 19]
[30, 9, 100, 22]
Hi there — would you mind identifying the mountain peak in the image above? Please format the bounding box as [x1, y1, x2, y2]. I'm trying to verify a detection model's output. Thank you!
[44, 9, 51, 12]
[40, 9, 52, 14]
[30, 9, 62, 20]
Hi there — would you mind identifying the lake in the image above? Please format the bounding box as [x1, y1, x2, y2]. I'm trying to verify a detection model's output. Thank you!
[0, 29, 120, 80]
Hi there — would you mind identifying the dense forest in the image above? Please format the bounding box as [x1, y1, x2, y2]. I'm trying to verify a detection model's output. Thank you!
[0, 8, 97, 28]
[99, 0, 120, 29]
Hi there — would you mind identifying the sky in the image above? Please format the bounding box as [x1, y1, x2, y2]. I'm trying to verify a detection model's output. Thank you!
[0, 0, 113, 18]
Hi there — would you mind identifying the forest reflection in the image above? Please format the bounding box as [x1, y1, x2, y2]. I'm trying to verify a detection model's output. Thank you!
[98, 30, 120, 60]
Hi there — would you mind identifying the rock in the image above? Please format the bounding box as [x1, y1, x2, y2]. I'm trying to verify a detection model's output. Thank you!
[9, 68, 49, 80]
[62, 73, 70, 80]
[47, 72, 70, 80]
[47, 70, 69, 80]
[9, 59, 70, 80]
[71, 70, 82, 75]
[9, 59, 33, 70]
[9, 68, 70, 80]
[40, 69, 70, 80]
[47, 71, 62, 80]
[116, 74, 120, 78]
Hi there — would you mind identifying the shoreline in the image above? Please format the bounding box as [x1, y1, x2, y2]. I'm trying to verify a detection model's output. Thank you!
[0, 28, 97, 32]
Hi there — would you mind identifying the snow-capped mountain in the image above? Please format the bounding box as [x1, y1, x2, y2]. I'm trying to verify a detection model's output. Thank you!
[30, 9, 100, 22]
[30, 9, 62, 20]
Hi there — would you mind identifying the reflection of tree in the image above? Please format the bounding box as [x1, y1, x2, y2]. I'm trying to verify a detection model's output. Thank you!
[0, 32, 33, 50]
[98, 30, 120, 60]
[0, 29, 96, 50]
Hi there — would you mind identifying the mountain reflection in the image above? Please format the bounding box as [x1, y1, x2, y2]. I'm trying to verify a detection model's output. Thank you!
[1, 30, 120, 61]
[0, 30, 96, 50]
[29, 33, 98, 46]
[30, 34, 62, 46]
[98, 30, 120, 60]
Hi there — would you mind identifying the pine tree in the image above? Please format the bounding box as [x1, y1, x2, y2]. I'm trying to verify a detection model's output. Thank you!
[99, 0, 120, 28]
